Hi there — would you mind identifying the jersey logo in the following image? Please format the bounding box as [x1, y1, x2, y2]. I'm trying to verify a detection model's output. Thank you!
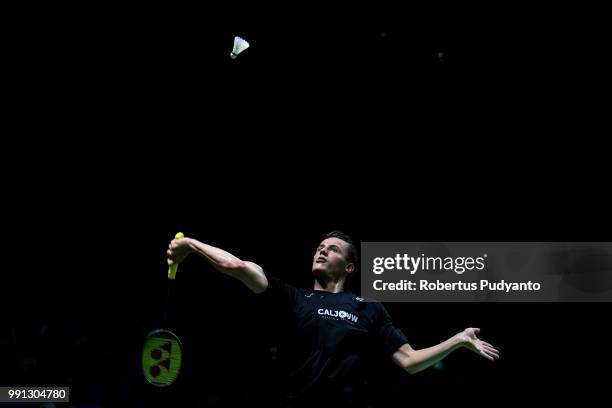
[317, 308, 359, 323]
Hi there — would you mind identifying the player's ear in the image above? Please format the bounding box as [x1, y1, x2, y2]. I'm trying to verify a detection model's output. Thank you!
[346, 263, 355, 274]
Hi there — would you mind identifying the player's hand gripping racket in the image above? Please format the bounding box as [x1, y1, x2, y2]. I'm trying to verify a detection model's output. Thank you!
[168, 232, 184, 280]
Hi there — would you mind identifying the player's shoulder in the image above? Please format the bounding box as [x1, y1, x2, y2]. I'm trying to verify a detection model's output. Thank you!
[346, 291, 375, 303]
[297, 288, 316, 298]
[351, 294, 391, 316]
[345, 292, 382, 308]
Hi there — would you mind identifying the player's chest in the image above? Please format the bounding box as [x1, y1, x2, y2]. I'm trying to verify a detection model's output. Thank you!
[293, 295, 373, 329]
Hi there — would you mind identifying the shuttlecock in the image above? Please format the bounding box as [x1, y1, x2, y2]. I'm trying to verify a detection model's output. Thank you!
[230, 36, 250, 59]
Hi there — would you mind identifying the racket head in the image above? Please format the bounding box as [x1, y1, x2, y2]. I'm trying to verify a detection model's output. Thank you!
[141, 329, 183, 387]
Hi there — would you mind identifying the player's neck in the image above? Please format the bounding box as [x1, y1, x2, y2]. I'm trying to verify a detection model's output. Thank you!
[313, 278, 345, 293]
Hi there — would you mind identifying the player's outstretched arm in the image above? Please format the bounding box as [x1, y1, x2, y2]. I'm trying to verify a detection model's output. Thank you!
[166, 236, 268, 293]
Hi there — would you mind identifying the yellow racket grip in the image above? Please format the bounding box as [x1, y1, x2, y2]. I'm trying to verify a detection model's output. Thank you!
[168, 232, 185, 280]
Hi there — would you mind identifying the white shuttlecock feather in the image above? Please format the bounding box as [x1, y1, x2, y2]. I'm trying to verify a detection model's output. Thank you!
[230, 36, 250, 59]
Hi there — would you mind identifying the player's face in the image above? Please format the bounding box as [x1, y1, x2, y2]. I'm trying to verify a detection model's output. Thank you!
[312, 237, 352, 279]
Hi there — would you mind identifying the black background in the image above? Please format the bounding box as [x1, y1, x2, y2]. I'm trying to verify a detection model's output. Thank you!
[3, 2, 610, 407]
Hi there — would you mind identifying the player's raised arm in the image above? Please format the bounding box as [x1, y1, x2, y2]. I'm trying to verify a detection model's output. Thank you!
[166, 236, 268, 293]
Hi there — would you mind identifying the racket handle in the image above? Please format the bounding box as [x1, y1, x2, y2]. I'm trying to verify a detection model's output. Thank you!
[168, 232, 185, 280]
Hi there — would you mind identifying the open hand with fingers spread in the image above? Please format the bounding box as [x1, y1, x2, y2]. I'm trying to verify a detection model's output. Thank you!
[456, 328, 500, 361]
